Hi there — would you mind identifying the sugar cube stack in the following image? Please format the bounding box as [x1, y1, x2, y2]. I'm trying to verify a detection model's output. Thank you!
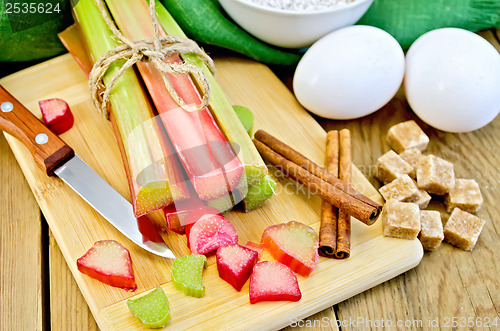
[377, 120, 486, 252]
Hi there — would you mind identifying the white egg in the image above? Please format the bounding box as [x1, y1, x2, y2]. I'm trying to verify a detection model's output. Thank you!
[293, 25, 405, 120]
[405, 28, 500, 133]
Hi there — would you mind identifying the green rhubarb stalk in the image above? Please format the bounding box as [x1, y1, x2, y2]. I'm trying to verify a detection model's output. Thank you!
[104, 0, 244, 201]
[233, 105, 254, 136]
[153, 0, 268, 186]
[72, 0, 190, 216]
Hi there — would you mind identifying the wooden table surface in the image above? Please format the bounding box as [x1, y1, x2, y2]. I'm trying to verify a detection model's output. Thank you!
[1, 29, 499, 331]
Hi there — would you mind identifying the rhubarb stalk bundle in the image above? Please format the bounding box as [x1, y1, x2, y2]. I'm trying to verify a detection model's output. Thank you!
[71, 0, 190, 216]
[103, 0, 244, 201]
[68, 0, 276, 218]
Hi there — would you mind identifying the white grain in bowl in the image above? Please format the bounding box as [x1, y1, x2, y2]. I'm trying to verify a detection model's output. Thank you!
[244, 0, 357, 11]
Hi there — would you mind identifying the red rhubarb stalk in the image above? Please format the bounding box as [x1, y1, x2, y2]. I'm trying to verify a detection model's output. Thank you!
[154, 1, 268, 186]
[104, 0, 244, 201]
[58, 24, 93, 77]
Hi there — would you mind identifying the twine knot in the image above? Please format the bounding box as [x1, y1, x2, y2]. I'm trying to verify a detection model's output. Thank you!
[89, 0, 215, 118]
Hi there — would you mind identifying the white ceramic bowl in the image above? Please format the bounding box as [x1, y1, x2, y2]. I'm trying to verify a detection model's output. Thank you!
[218, 0, 374, 49]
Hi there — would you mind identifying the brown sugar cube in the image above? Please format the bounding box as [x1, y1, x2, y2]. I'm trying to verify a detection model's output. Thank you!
[414, 189, 432, 209]
[444, 208, 485, 251]
[444, 179, 483, 213]
[399, 148, 424, 178]
[379, 175, 420, 203]
[416, 155, 455, 195]
[382, 200, 421, 240]
[387, 120, 430, 153]
[376, 150, 414, 184]
[418, 210, 444, 251]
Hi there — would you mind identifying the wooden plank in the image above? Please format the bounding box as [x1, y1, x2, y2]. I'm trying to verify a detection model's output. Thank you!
[318, 30, 500, 330]
[0, 133, 43, 330]
[49, 230, 99, 331]
[0, 54, 421, 330]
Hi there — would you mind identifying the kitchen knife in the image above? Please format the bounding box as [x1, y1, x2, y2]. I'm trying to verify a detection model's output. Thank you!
[0, 85, 175, 259]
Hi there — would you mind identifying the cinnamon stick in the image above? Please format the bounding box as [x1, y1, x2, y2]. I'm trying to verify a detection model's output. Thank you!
[252, 137, 381, 225]
[319, 130, 339, 257]
[336, 129, 352, 259]
[254, 130, 379, 210]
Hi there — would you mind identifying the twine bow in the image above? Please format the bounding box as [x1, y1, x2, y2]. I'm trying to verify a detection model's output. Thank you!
[89, 0, 215, 117]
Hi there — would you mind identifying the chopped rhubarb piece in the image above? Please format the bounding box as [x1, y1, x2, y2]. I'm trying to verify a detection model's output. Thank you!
[136, 215, 167, 245]
[185, 206, 238, 255]
[38, 98, 74, 135]
[261, 221, 319, 277]
[163, 204, 187, 234]
[216, 244, 258, 291]
[171, 254, 207, 297]
[163, 195, 204, 234]
[243, 175, 277, 212]
[127, 287, 171, 328]
[245, 241, 264, 260]
[76, 240, 136, 291]
[185, 206, 223, 229]
[233, 105, 254, 135]
[163, 193, 236, 235]
[249, 261, 301, 304]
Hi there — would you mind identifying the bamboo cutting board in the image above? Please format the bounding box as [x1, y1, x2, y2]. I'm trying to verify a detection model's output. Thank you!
[0, 54, 422, 330]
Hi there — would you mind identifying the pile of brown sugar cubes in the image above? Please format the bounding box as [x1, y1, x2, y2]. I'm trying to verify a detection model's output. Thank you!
[376, 120, 486, 251]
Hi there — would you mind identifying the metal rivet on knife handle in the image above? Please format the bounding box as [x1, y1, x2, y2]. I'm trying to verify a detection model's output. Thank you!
[35, 133, 49, 145]
[1, 102, 13, 112]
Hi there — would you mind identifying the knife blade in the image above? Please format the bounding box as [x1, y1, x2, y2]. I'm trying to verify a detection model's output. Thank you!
[0, 85, 175, 259]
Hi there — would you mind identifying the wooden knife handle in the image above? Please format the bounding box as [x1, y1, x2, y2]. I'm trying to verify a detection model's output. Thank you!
[0, 85, 74, 176]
